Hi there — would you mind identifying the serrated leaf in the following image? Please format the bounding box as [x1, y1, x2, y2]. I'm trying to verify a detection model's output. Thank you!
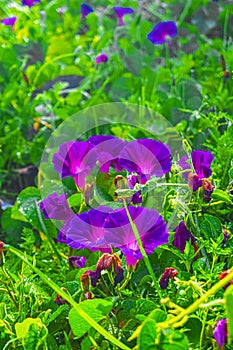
[200, 214, 222, 239]
[68, 299, 112, 339]
[212, 189, 232, 204]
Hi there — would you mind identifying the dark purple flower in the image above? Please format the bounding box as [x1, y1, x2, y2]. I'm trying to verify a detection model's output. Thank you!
[52, 140, 97, 189]
[214, 319, 227, 347]
[104, 206, 168, 266]
[88, 135, 126, 172]
[40, 192, 72, 220]
[1, 16, 17, 28]
[96, 53, 108, 64]
[179, 150, 214, 191]
[127, 174, 142, 204]
[81, 269, 101, 288]
[96, 253, 124, 286]
[54, 293, 67, 306]
[219, 270, 233, 290]
[69, 256, 87, 269]
[159, 267, 178, 289]
[173, 221, 195, 254]
[148, 21, 177, 45]
[113, 7, 134, 26]
[21, 0, 40, 7]
[62, 207, 112, 253]
[81, 3, 94, 19]
[119, 139, 171, 184]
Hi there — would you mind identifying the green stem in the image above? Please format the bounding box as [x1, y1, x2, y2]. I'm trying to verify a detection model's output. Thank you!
[32, 53, 78, 88]
[35, 200, 64, 266]
[7, 246, 131, 350]
[159, 267, 233, 329]
[122, 200, 163, 302]
[177, 0, 192, 27]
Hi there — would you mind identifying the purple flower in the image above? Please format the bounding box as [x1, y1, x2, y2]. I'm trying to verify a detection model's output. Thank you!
[113, 7, 134, 26]
[103, 206, 169, 266]
[57, 7, 67, 15]
[96, 53, 108, 64]
[62, 207, 112, 253]
[173, 221, 195, 254]
[40, 192, 72, 220]
[1, 16, 17, 28]
[69, 256, 87, 269]
[148, 21, 177, 45]
[52, 140, 97, 189]
[88, 135, 126, 172]
[119, 139, 171, 184]
[127, 174, 142, 204]
[179, 150, 214, 191]
[81, 3, 94, 19]
[214, 319, 227, 347]
[159, 267, 178, 289]
[21, 0, 40, 7]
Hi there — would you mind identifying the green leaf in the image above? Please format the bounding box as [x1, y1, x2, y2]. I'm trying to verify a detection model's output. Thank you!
[15, 318, 43, 339]
[148, 309, 167, 323]
[68, 299, 113, 339]
[138, 319, 157, 350]
[161, 329, 189, 350]
[224, 285, 233, 344]
[211, 189, 232, 204]
[200, 214, 222, 239]
[68, 193, 82, 208]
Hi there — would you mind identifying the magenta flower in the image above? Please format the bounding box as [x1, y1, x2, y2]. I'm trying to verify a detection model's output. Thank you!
[148, 21, 177, 45]
[103, 206, 169, 266]
[81, 3, 94, 19]
[88, 135, 126, 172]
[173, 221, 195, 254]
[1, 16, 17, 28]
[62, 207, 112, 253]
[21, 0, 40, 7]
[40, 192, 72, 220]
[52, 140, 97, 189]
[179, 150, 214, 191]
[214, 319, 228, 347]
[68, 256, 87, 269]
[113, 7, 134, 26]
[119, 139, 171, 184]
[96, 53, 108, 64]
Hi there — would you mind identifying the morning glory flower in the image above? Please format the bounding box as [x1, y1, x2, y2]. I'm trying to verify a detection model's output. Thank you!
[96, 253, 124, 286]
[62, 207, 112, 253]
[95, 53, 108, 64]
[127, 174, 142, 204]
[148, 21, 177, 45]
[68, 256, 87, 269]
[21, 0, 41, 7]
[119, 138, 171, 184]
[213, 319, 228, 347]
[81, 3, 94, 19]
[88, 135, 126, 172]
[103, 206, 169, 266]
[1, 16, 17, 28]
[173, 221, 195, 254]
[40, 192, 72, 220]
[113, 7, 134, 26]
[179, 150, 214, 191]
[52, 140, 97, 189]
